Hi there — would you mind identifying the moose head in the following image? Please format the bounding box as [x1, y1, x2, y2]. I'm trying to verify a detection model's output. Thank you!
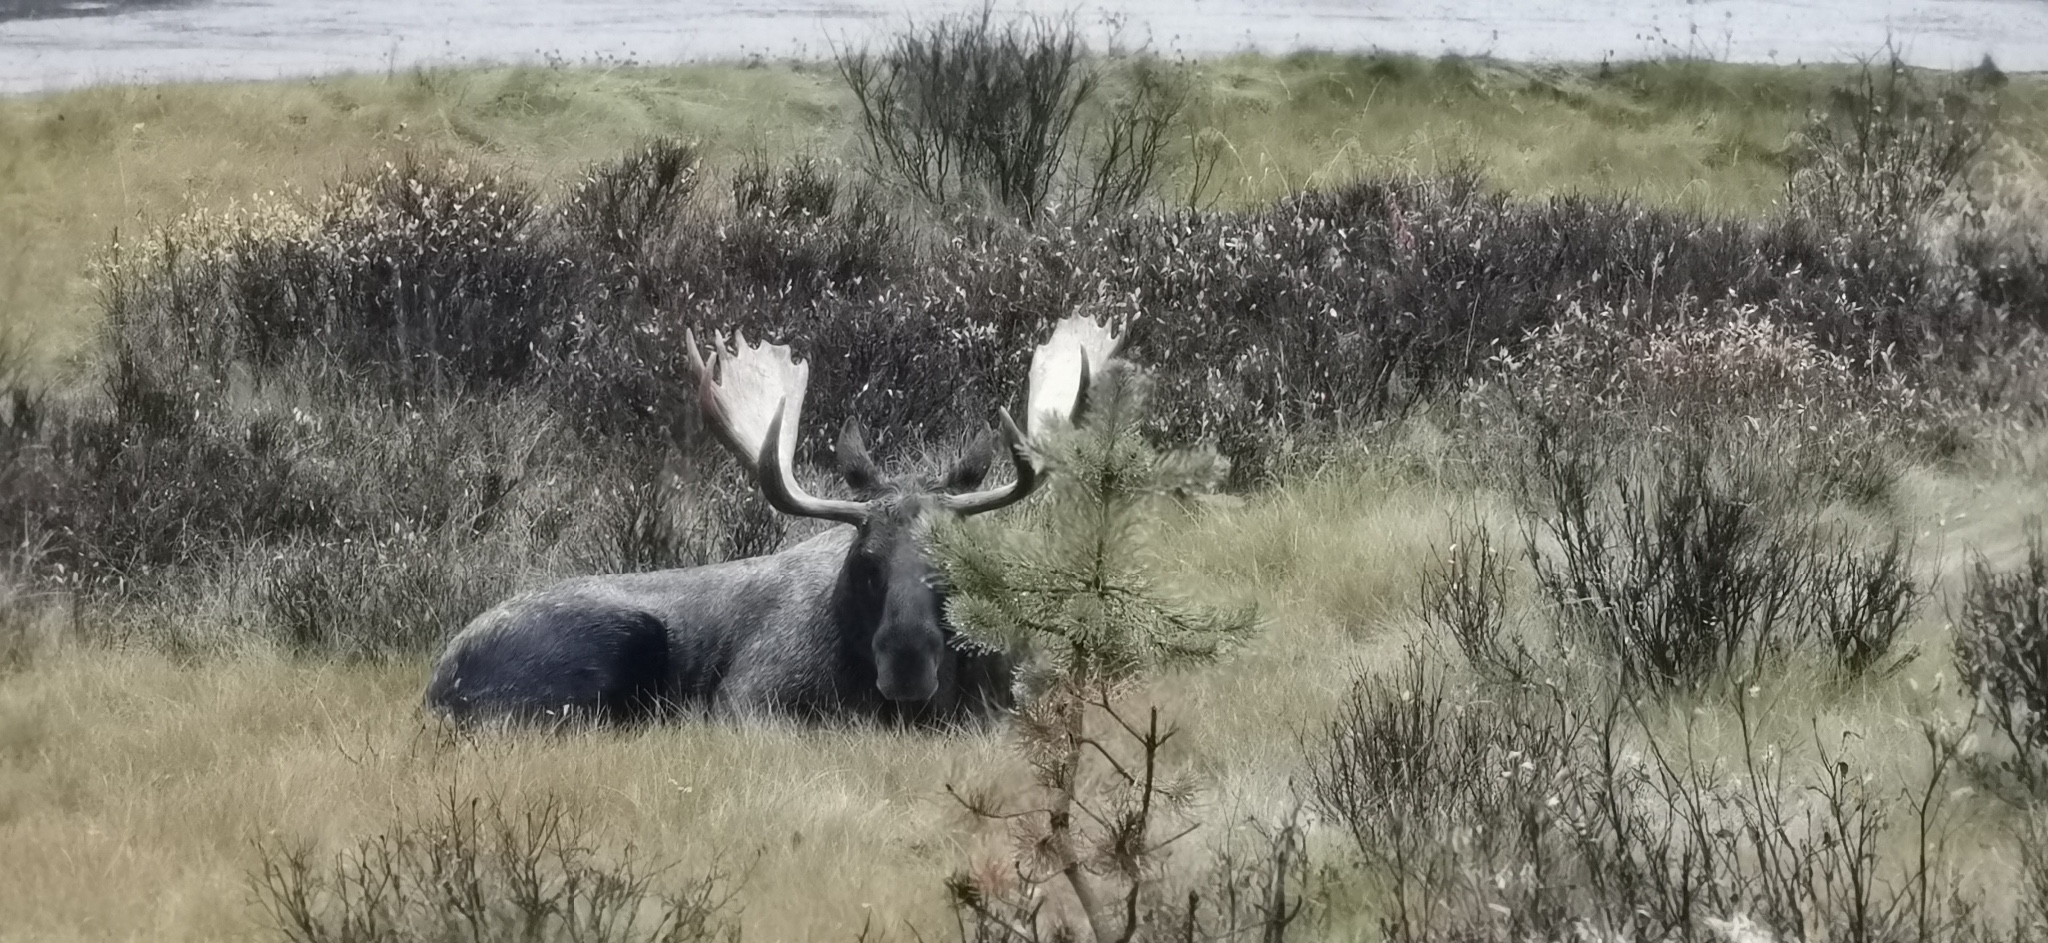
[685, 316, 1125, 703]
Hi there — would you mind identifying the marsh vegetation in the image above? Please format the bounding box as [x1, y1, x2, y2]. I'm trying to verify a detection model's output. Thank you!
[4, 13, 2048, 942]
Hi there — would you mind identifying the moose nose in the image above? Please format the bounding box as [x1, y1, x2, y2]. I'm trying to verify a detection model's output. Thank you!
[878, 669, 939, 702]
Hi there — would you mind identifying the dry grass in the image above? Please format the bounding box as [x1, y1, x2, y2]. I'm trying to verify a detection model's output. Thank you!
[0, 455, 1472, 940]
[7, 47, 2048, 942]
[0, 650, 1016, 942]
[5, 436, 2045, 940]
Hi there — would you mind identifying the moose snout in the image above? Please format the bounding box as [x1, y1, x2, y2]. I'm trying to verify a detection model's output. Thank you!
[876, 663, 939, 702]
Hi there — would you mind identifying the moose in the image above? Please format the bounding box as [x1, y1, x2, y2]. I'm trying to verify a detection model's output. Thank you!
[424, 314, 1123, 726]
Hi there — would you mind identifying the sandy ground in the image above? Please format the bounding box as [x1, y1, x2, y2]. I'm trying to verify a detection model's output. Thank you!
[2, 0, 2046, 95]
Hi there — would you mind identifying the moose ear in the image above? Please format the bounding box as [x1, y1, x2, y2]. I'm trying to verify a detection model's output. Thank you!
[943, 429, 997, 493]
[838, 418, 881, 494]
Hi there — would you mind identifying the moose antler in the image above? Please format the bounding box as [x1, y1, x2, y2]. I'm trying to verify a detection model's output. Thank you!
[686, 328, 868, 526]
[934, 408, 1035, 516]
[686, 314, 1126, 523]
[1025, 313, 1126, 440]
[937, 313, 1127, 516]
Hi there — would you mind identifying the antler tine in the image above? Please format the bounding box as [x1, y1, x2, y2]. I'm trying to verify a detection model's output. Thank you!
[943, 313, 1124, 517]
[937, 408, 1037, 516]
[686, 327, 749, 471]
[686, 327, 867, 526]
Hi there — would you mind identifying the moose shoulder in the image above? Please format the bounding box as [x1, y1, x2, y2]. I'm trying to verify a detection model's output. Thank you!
[424, 315, 1124, 727]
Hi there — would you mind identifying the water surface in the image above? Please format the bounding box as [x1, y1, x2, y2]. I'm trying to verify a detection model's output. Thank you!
[4, 0, 2046, 95]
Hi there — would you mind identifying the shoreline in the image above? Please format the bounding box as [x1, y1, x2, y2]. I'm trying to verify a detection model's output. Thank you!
[5, 48, 2045, 105]
[5, 0, 2047, 96]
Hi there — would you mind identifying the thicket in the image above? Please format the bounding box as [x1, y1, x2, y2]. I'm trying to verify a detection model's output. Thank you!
[0, 114, 2035, 654]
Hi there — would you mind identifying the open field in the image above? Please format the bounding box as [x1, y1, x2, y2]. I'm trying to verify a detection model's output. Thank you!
[7, 456, 2048, 942]
[7, 28, 2048, 943]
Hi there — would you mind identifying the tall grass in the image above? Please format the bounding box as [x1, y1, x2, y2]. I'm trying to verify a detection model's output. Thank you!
[5, 45, 2048, 943]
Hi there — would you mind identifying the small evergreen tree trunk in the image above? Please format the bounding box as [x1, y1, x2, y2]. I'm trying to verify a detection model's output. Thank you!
[1045, 692, 1113, 943]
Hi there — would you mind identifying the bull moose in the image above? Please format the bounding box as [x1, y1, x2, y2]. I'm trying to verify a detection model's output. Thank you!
[424, 315, 1123, 726]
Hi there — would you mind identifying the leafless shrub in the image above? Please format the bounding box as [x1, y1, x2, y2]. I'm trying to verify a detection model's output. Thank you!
[590, 459, 785, 574]
[0, 530, 61, 672]
[1180, 809, 1312, 943]
[1077, 56, 1193, 219]
[255, 790, 739, 943]
[595, 460, 706, 575]
[731, 151, 838, 221]
[1418, 518, 1541, 688]
[1807, 528, 1923, 681]
[1519, 429, 1923, 694]
[2001, 812, 2048, 940]
[0, 328, 61, 669]
[1955, 521, 2048, 790]
[259, 531, 516, 659]
[1308, 658, 1977, 943]
[1305, 649, 1551, 941]
[837, 9, 1096, 224]
[1525, 436, 1810, 693]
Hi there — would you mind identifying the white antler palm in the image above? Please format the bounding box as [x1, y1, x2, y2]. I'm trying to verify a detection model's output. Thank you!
[1025, 313, 1126, 441]
[686, 329, 868, 525]
[686, 313, 1124, 523]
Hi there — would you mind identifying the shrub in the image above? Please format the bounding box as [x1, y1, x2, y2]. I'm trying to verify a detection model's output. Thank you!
[838, 9, 1095, 224]
[1786, 50, 1998, 241]
[587, 458, 786, 575]
[1308, 661, 1976, 943]
[258, 532, 516, 659]
[1305, 649, 1566, 942]
[42, 391, 347, 590]
[714, 172, 897, 303]
[1955, 521, 2048, 787]
[1417, 518, 1541, 688]
[563, 137, 702, 260]
[255, 791, 738, 943]
[1521, 431, 1923, 693]
[730, 151, 837, 221]
[14, 139, 2014, 655]
[1488, 300, 1941, 503]
[101, 157, 578, 399]
[1807, 528, 1922, 681]
[2008, 813, 2048, 940]
[0, 534, 58, 672]
[1076, 55, 1195, 218]
[1525, 436, 1811, 693]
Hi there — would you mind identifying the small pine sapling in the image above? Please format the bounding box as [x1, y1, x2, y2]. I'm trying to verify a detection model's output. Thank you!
[933, 353, 1259, 943]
